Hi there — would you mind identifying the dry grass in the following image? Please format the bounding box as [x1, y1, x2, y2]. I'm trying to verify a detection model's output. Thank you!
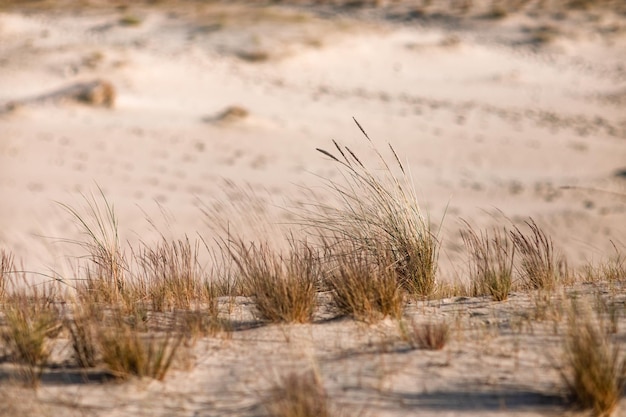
[60, 190, 130, 308]
[98, 313, 184, 381]
[461, 223, 514, 301]
[559, 302, 626, 417]
[1, 284, 61, 387]
[401, 318, 450, 350]
[265, 369, 332, 417]
[311, 119, 440, 298]
[324, 239, 404, 322]
[510, 219, 563, 291]
[136, 237, 206, 312]
[229, 239, 319, 323]
[64, 303, 100, 368]
[0, 249, 13, 298]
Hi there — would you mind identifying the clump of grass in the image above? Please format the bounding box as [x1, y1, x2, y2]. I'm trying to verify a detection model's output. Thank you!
[2, 285, 61, 387]
[65, 303, 100, 368]
[119, 14, 142, 27]
[324, 240, 404, 322]
[265, 370, 331, 417]
[401, 319, 450, 350]
[311, 119, 440, 298]
[229, 239, 319, 323]
[510, 219, 563, 290]
[0, 249, 14, 298]
[98, 314, 184, 381]
[60, 190, 129, 307]
[137, 237, 205, 312]
[461, 223, 514, 301]
[601, 244, 625, 282]
[559, 302, 626, 417]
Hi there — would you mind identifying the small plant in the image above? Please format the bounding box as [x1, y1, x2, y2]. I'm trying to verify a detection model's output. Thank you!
[137, 237, 205, 312]
[402, 318, 450, 350]
[98, 314, 184, 381]
[559, 302, 626, 417]
[325, 240, 404, 322]
[265, 370, 331, 417]
[461, 224, 514, 301]
[119, 15, 142, 27]
[229, 239, 319, 323]
[510, 219, 563, 290]
[0, 249, 14, 298]
[60, 190, 129, 306]
[65, 303, 100, 368]
[310, 119, 440, 298]
[2, 286, 61, 387]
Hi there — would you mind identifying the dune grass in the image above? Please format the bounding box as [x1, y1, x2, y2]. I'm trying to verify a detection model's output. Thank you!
[401, 318, 450, 350]
[2, 283, 60, 387]
[511, 219, 563, 291]
[461, 223, 514, 301]
[228, 238, 319, 323]
[323, 239, 404, 322]
[97, 313, 184, 381]
[265, 369, 333, 417]
[559, 302, 626, 417]
[310, 119, 440, 299]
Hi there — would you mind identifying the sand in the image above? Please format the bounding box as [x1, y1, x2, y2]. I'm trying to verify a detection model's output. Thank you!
[0, 1, 625, 415]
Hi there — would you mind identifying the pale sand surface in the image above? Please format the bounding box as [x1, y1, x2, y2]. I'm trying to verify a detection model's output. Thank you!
[0, 1, 625, 415]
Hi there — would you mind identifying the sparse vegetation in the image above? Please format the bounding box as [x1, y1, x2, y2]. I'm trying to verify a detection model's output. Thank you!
[511, 219, 563, 291]
[324, 239, 404, 322]
[401, 318, 450, 350]
[98, 313, 184, 381]
[559, 302, 626, 417]
[311, 119, 440, 298]
[461, 223, 514, 301]
[2, 285, 60, 387]
[265, 370, 332, 417]
[229, 239, 319, 323]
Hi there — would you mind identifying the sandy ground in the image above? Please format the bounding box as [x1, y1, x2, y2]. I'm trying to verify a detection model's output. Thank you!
[0, 1, 625, 415]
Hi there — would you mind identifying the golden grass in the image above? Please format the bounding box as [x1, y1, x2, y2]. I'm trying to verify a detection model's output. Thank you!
[98, 312, 184, 381]
[461, 223, 514, 301]
[401, 318, 450, 350]
[310, 119, 440, 298]
[511, 219, 563, 291]
[265, 369, 332, 417]
[559, 302, 626, 417]
[229, 239, 319, 323]
[324, 239, 404, 322]
[1, 284, 60, 387]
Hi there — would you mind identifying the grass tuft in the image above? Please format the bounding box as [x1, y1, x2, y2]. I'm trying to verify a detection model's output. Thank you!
[310, 119, 440, 298]
[98, 313, 184, 381]
[461, 223, 514, 301]
[402, 319, 450, 350]
[0, 249, 14, 298]
[2, 285, 61, 387]
[324, 239, 404, 322]
[265, 370, 331, 417]
[510, 219, 563, 290]
[229, 239, 319, 323]
[137, 237, 205, 312]
[559, 302, 626, 417]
